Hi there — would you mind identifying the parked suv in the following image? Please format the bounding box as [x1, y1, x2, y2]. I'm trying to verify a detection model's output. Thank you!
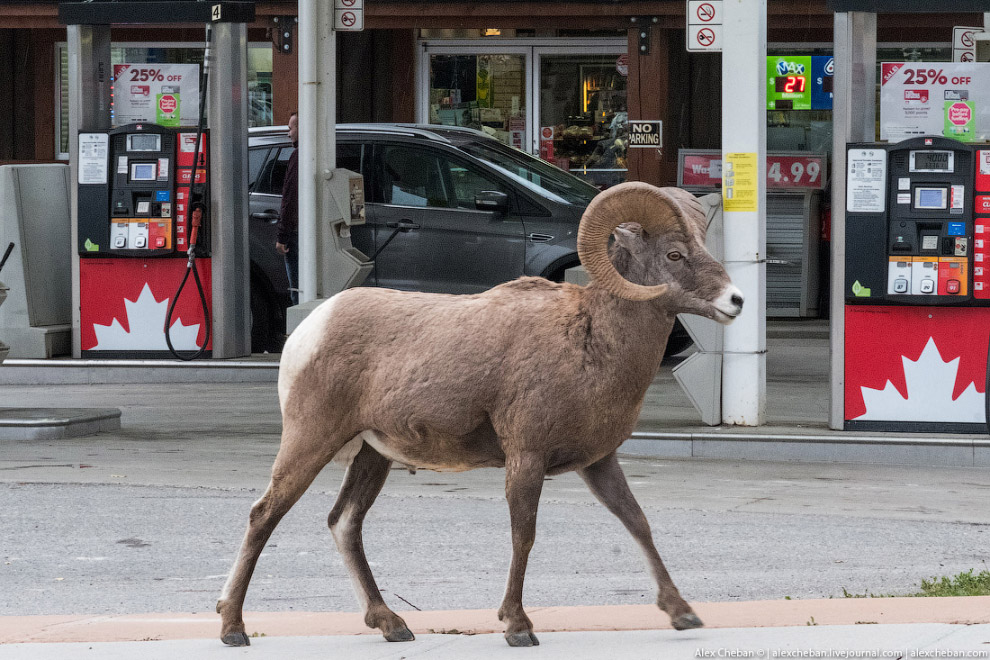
[246, 123, 691, 355]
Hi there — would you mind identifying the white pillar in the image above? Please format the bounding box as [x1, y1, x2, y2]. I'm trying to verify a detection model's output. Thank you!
[296, 0, 336, 304]
[720, 0, 767, 426]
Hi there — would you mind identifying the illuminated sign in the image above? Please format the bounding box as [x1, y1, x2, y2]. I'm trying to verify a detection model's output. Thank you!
[768, 56, 811, 110]
[767, 56, 834, 111]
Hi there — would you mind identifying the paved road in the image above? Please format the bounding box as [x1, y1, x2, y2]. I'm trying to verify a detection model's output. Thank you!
[2, 333, 989, 619]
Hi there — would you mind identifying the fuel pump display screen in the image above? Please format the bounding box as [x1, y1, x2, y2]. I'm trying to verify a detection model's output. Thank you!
[130, 162, 157, 182]
[914, 187, 948, 210]
[126, 134, 161, 152]
[910, 150, 954, 173]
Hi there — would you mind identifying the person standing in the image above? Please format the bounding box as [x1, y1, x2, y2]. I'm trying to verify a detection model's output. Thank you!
[276, 112, 299, 305]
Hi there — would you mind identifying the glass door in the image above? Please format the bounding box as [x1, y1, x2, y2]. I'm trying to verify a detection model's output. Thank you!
[418, 40, 628, 187]
[534, 44, 628, 189]
[420, 44, 531, 150]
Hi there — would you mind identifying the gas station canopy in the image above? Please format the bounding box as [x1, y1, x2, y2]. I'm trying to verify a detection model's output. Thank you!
[58, 1, 254, 25]
[826, 0, 989, 12]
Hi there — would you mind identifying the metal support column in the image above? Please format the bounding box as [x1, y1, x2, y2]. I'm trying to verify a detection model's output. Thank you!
[209, 21, 251, 357]
[720, 0, 767, 426]
[67, 25, 111, 359]
[829, 11, 876, 429]
[296, 0, 336, 304]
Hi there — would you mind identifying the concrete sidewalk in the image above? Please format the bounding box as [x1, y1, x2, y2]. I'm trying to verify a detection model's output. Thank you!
[3, 599, 990, 659]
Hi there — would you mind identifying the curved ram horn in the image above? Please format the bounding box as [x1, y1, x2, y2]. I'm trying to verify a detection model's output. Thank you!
[577, 182, 700, 301]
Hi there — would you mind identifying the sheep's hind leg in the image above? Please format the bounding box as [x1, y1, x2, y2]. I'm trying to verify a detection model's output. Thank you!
[329, 440, 414, 643]
[216, 432, 335, 646]
[497, 451, 548, 647]
[578, 451, 702, 631]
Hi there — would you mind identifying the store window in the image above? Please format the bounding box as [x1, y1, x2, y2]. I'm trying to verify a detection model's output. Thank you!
[539, 54, 628, 189]
[420, 40, 627, 189]
[428, 54, 527, 149]
[56, 42, 274, 159]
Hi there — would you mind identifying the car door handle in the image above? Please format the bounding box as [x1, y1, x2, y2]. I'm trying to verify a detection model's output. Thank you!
[386, 221, 421, 231]
[251, 211, 279, 222]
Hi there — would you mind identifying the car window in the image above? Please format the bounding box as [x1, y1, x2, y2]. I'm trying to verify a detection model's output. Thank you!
[247, 147, 269, 192]
[337, 142, 362, 174]
[446, 160, 508, 210]
[459, 140, 600, 205]
[268, 147, 294, 195]
[381, 145, 451, 208]
[253, 146, 291, 195]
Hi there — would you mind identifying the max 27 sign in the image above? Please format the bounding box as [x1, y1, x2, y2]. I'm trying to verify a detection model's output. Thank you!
[767, 56, 833, 111]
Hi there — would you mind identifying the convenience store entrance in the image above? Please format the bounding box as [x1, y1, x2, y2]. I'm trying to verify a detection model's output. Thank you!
[418, 40, 630, 188]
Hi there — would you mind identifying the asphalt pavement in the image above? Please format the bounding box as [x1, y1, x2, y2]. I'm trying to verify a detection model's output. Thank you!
[2, 321, 990, 657]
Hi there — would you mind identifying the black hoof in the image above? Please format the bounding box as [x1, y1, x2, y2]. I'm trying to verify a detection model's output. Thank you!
[505, 631, 540, 647]
[672, 613, 704, 630]
[221, 631, 251, 646]
[384, 627, 415, 642]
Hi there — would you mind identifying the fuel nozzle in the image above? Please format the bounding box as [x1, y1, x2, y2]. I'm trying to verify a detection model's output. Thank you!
[189, 205, 204, 249]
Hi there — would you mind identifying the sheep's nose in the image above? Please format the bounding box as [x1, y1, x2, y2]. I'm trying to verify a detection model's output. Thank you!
[731, 293, 744, 309]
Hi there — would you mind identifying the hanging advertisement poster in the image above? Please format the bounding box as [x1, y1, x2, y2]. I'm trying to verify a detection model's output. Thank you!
[113, 63, 200, 127]
[880, 62, 990, 142]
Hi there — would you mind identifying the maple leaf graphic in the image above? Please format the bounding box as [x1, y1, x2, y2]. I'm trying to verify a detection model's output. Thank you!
[92, 284, 201, 351]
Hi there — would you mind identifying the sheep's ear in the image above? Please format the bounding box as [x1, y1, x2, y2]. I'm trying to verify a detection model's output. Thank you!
[613, 224, 645, 261]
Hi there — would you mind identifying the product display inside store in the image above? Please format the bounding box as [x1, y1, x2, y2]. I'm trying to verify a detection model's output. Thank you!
[429, 54, 528, 150]
[427, 50, 629, 188]
[540, 54, 628, 188]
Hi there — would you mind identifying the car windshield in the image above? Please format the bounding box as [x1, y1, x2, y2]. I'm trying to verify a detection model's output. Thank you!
[458, 140, 600, 206]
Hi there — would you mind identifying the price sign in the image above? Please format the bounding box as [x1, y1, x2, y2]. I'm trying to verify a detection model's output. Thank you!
[679, 150, 825, 190]
[766, 155, 825, 189]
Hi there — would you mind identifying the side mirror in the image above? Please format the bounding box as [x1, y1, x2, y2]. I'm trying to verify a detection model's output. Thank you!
[475, 190, 509, 216]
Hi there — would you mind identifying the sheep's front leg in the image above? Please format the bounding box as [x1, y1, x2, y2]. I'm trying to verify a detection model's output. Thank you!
[328, 441, 414, 642]
[498, 451, 548, 647]
[578, 452, 702, 631]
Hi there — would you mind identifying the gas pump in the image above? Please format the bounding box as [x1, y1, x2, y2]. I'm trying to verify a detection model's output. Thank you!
[77, 123, 212, 357]
[843, 136, 990, 432]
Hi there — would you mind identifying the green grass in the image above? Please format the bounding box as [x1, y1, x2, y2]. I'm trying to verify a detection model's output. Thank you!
[913, 569, 990, 597]
[841, 569, 990, 598]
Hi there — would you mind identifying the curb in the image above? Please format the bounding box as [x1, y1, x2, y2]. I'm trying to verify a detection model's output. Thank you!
[4, 597, 990, 644]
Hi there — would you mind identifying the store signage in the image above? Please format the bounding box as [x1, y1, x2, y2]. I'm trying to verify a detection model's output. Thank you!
[679, 150, 825, 190]
[686, 0, 722, 52]
[334, 0, 363, 31]
[616, 54, 629, 77]
[767, 56, 833, 111]
[628, 120, 662, 148]
[113, 64, 199, 127]
[953, 26, 983, 62]
[880, 62, 990, 142]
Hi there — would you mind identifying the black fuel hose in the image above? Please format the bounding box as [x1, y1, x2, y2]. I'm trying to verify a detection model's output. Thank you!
[165, 24, 212, 361]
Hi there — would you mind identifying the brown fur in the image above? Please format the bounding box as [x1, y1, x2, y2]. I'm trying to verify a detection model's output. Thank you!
[217, 189, 740, 648]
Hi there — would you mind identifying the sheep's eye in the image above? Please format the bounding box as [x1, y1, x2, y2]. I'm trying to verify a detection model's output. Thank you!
[667, 251, 683, 261]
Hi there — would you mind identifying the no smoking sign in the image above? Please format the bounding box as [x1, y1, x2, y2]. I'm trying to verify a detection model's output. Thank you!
[686, 0, 722, 52]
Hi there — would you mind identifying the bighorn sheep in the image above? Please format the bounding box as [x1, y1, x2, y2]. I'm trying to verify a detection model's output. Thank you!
[217, 182, 744, 648]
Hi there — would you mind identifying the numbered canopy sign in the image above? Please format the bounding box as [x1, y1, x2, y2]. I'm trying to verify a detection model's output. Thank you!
[113, 63, 200, 127]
